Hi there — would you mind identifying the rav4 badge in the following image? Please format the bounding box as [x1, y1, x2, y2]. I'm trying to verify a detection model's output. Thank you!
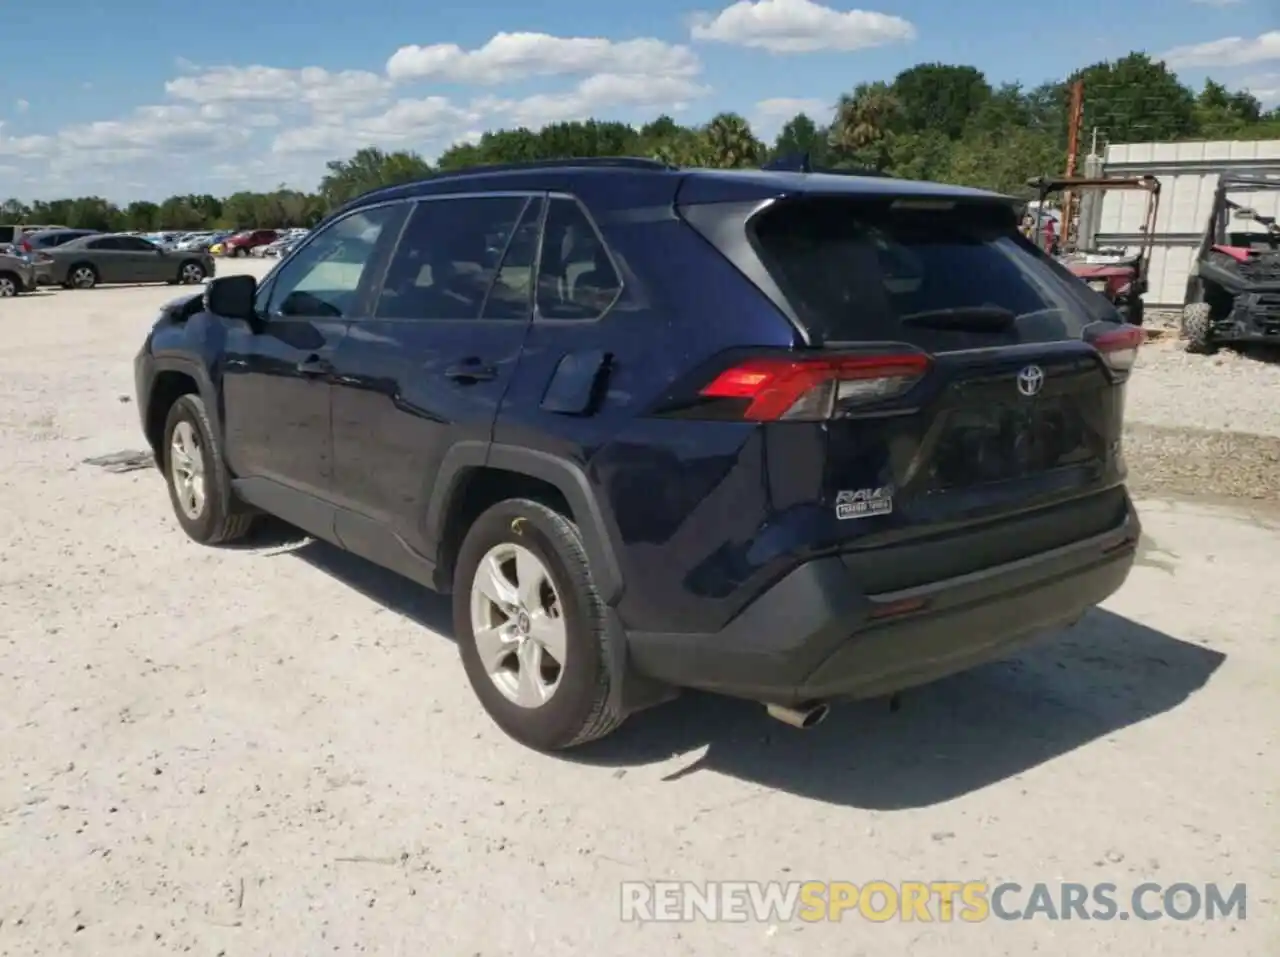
[836, 487, 894, 520]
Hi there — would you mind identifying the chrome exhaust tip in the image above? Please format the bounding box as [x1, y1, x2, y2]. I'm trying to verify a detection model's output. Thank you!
[765, 700, 830, 729]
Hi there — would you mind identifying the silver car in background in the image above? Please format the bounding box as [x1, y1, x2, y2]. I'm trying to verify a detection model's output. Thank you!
[42, 233, 215, 289]
[0, 250, 38, 297]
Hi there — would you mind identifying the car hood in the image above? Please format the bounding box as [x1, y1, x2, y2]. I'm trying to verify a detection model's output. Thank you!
[159, 290, 204, 319]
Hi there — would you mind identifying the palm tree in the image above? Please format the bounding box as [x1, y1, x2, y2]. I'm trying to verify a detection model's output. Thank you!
[702, 113, 765, 169]
[830, 82, 902, 153]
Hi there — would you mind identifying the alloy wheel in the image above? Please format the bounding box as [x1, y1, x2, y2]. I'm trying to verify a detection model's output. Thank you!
[0, 277, 15, 297]
[469, 543, 567, 708]
[169, 421, 207, 520]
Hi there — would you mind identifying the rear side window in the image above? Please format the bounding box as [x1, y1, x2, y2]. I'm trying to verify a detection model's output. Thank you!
[536, 198, 621, 320]
[749, 198, 1107, 343]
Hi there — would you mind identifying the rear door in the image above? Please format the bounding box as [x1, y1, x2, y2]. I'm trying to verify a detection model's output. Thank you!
[80, 236, 130, 283]
[327, 192, 541, 556]
[684, 193, 1134, 562]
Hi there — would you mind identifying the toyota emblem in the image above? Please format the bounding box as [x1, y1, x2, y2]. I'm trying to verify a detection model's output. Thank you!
[1016, 364, 1045, 397]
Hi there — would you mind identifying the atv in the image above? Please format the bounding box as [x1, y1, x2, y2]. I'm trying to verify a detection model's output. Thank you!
[1026, 175, 1161, 326]
[1180, 172, 1280, 354]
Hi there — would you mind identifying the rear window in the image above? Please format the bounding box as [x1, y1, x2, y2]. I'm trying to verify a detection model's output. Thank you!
[749, 197, 1109, 344]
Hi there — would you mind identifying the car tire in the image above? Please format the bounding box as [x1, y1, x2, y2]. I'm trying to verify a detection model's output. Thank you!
[0, 272, 19, 297]
[66, 263, 97, 289]
[178, 260, 206, 284]
[162, 393, 257, 545]
[453, 498, 626, 751]
[232, 247, 247, 258]
[1181, 301, 1216, 354]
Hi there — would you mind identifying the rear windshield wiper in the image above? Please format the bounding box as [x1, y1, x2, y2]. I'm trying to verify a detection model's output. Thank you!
[898, 306, 1017, 331]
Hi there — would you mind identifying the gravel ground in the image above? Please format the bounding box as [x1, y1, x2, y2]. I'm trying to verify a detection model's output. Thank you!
[0, 268, 1275, 956]
[1125, 338, 1280, 500]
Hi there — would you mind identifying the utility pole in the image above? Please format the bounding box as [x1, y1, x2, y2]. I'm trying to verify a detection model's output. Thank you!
[1061, 80, 1085, 249]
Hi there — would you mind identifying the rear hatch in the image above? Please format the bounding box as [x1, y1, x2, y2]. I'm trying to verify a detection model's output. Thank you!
[675, 191, 1138, 582]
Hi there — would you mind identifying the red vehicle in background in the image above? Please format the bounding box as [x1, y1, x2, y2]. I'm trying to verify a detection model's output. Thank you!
[1026, 175, 1161, 327]
[221, 229, 279, 257]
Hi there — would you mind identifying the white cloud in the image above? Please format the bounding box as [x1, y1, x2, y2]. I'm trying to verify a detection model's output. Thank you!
[2, 103, 251, 176]
[165, 64, 391, 117]
[0, 121, 54, 159]
[754, 96, 830, 120]
[1161, 31, 1280, 67]
[272, 96, 480, 155]
[690, 0, 916, 53]
[476, 74, 711, 128]
[1242, 73, 1280, 105]
[4, 29, 717, 201]
[386, 32, 700, 84]
[14, 99, 29, 114]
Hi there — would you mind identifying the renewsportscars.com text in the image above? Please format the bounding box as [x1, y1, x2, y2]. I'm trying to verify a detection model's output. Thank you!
[620, 880, 1248, 923]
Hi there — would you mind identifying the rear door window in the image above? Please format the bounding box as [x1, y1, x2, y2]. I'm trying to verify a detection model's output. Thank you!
[749, 197, 1109, 345]
[374, 195, 531, 321]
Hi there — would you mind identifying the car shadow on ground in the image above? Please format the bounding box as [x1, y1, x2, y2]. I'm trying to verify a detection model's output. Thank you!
[277, 532, 1225, 809]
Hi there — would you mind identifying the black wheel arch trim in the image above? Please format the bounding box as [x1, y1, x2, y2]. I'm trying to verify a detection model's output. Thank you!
[425, 441, 625, 606]
[147, 355, 223, 447]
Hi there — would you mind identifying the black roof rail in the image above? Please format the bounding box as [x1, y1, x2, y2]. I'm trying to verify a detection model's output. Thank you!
[339, 156, 678, 213]
[427, 156, 676, 180]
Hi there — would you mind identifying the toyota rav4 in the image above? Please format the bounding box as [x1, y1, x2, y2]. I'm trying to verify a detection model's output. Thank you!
[134, 158, 1142, 751]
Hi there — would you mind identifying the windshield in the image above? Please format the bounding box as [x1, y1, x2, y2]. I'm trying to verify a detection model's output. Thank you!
[750, 197, 1111, 344]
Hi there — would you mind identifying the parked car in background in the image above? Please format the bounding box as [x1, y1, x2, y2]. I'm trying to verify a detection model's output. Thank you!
[1, 224, 67, 246]
[260, 229, 310, 257]
[42, 233, 214, 289]
[172, 231, 220, 252]
[20, 228, 100, 254]
[221, 229, 279, 257]
[0, 249, 39, 297]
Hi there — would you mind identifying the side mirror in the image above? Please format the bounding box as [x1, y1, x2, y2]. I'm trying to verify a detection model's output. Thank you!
[204, 274, 259, 325]
[1235, 207, 1257, 221]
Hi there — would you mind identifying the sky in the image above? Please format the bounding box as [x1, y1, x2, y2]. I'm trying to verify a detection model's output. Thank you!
[0, 0, 1276, 203]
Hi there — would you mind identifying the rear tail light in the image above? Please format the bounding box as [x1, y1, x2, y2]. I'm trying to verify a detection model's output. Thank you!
[20, 239, 31, 253]
[1090, 324, 1143, 372]
[696, 352, 930, 421]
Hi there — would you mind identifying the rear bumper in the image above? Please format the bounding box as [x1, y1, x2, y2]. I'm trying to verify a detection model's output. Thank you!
[626, 495, 1140, 705]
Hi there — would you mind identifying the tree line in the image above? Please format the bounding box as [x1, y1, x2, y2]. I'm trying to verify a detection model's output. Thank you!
[3, 53, 1277, 232]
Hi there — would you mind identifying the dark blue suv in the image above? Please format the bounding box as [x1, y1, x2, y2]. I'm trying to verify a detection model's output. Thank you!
[134, 158, 1142, 751]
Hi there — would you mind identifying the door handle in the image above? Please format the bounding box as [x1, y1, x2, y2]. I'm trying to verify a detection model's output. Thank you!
[444, 359, 497, 382]
[296, 355, 333, 377]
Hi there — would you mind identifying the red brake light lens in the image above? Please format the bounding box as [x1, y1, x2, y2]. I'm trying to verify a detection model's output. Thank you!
[1091, 325, 1143, 372]
[698, 353, 930, 421]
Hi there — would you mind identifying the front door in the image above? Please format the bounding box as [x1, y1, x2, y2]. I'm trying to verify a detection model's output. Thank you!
[118, 235, 168, 282]
[328, 192, 542, 559]
[219, 202, 407, 535]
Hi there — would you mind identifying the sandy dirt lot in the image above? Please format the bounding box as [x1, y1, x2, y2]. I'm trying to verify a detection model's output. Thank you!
[0, 265, 1276, 956]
